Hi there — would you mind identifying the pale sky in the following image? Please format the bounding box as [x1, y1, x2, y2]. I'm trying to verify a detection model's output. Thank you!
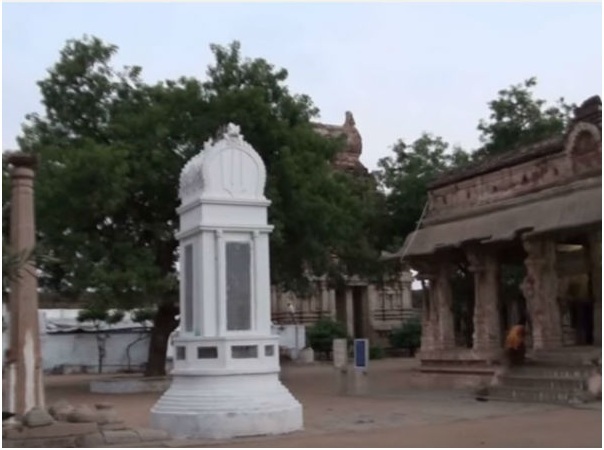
[2, 2, 602, 170]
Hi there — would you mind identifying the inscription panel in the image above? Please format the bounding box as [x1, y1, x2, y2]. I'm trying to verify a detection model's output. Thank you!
[184, 244, 194, 332]
[226, 241, 252, 331]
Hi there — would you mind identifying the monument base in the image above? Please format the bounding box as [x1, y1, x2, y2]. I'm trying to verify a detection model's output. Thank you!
[150, 372, 303, 439]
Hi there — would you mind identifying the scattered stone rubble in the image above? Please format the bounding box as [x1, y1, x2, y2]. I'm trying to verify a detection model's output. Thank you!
[2, 400, 169, 448]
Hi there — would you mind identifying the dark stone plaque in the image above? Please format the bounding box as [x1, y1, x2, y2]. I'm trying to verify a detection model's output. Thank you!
[226, 242, 252, 331]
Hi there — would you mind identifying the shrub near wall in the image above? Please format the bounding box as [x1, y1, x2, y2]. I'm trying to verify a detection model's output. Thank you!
[389, 319, 421, 357]
[306, 318, 348, 360]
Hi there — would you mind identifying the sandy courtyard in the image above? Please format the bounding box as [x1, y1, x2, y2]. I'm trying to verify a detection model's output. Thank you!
[44, 358, 602, 448]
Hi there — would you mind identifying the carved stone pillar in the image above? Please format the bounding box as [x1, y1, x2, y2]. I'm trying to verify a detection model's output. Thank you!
[587, 231, 602, 346]
[467, 248, 501, 355]
[415, 271, 437, 354]
[399, 270, 414, 310]
[521, 238, 562, 350]
[434, 263, 456, 350]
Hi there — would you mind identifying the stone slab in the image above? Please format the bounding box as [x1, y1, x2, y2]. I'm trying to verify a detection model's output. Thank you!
[3, 422, 97, 439]
[134, 428, 170, 442]
[2, 436, 78, 448]
[102, 429, 141, 445]
[75, 432, 106, 448]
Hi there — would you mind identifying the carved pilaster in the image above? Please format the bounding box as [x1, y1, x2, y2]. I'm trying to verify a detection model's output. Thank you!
[466, 247, 501, 354]
[399, 270, 414, 310]
[415, 269, 437, 353]
[522, 238, 562, 350]
[434, 262, 456, 350]
[587, 230, 602, 346]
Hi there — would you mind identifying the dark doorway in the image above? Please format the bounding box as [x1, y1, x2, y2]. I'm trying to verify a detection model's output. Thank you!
[335, 287, 347, 329]
[352, 286, 367, 338]
[570, 300, 594, 345]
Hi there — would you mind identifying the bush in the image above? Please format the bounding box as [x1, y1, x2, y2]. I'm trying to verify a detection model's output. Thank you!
[369, 345, 385, 360]
[307, 318, 348, 358]
[389, 318, 422, 356]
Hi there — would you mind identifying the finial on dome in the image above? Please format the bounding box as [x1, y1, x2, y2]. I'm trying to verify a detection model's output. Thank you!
[224, 123, 242, 139]
[203, 137, 214, 150]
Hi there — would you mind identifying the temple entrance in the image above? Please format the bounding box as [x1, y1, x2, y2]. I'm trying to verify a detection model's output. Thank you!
[570, 300, 594, 345]
[352, 286, 368, 338]
[335, 287, 347, 328]
[557, 239, 597, 347]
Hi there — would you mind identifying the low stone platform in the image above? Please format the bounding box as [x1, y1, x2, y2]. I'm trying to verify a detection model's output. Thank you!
[2, 400, 170, 448]
[75, 427, 170, 447]
[3, 422, 98, 448]
[478, 348, 602, 405]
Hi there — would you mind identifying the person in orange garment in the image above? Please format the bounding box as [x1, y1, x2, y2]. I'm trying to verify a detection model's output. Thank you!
[504, 316, 527, 366]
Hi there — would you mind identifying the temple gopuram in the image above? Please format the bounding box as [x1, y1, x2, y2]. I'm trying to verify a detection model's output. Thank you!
[395, 95, 602, 370]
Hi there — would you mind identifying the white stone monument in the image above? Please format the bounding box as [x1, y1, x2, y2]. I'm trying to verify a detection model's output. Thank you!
[150, 124, 303, 439]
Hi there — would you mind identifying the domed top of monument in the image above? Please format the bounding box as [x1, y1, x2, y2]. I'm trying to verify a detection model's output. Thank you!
[179, 123, 268, 204]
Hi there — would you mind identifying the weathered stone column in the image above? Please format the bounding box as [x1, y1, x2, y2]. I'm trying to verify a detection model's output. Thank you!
[319, 278, 330, 314]
[467, 248, 501, 356]
[434, 263, 456, 350]
[6, 152, 45, 416]
[416, 271, 437, 354]
[400, 269, 414, 310]
[587, 231, 602, 346]
[328, 288, 337, 320]
[521, 238, 562, 350]
[345, 287, 354, 337]
[366, 284, 378, 333]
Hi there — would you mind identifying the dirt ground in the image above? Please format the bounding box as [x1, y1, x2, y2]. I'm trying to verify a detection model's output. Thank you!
[44, 358, 602, 448]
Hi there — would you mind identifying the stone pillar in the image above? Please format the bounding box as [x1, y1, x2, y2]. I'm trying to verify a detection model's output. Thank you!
[434, 263, 456, 350]
[6, 152, 45, 416]
[319, 279, 330, 314]
[400, 270, 414, 310]
[416, 272, 437, 354]
[345, 287, 354, 337]
[366, 284, 378, 335]
[328, 288, 337, 320]
[587, 231, 602, 346]
[521, 238, 562, 350]
[467, 248, 501, 356]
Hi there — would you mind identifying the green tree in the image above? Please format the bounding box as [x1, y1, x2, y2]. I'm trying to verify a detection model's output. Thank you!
[374, 134, 467, 253]
[475, 77, 573, 159]
[16, 37, 379, 376]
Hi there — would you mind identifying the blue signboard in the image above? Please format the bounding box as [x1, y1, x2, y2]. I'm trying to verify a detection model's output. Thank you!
[353, 339, 369, 370]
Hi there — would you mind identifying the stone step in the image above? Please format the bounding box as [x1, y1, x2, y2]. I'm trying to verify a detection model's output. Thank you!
[487, 385, 584, 404]
[500, 374, 585, 391]
[530, 349, 601, 365]
[513, 365, 594, 379]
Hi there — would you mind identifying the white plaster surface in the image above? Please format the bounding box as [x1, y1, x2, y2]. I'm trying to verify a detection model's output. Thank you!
[151, 373, 303, 439]
[152, 124, 303, 439]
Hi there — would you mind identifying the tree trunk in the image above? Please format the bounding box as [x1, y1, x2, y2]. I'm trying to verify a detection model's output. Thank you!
[144, 301, 179, 377]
